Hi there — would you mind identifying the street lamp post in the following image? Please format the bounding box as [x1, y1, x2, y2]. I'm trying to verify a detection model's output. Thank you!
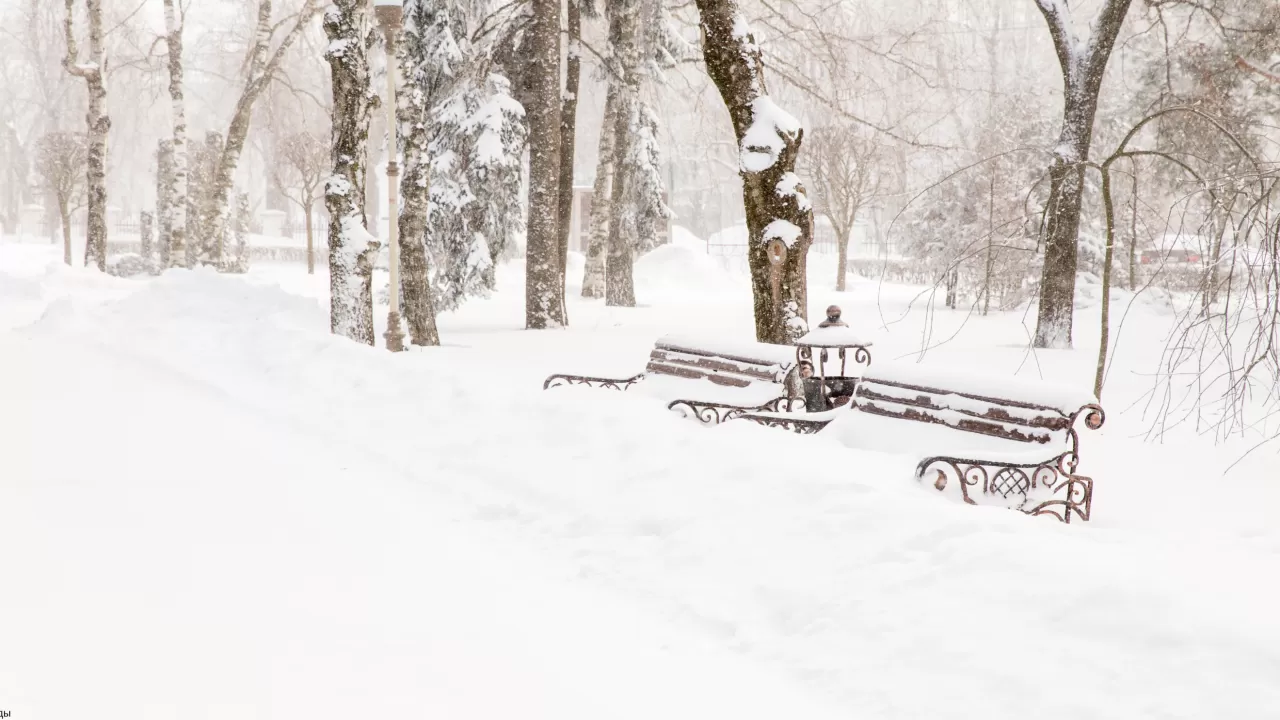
[374, 0, 405, 352]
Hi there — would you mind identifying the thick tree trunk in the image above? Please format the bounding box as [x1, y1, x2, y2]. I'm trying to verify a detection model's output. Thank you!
[1034, 151, 1086, 346]
[581, 85, 617, 298]
[162, 0, 189, 268]
[604, 0, 641, 308]
[1031, 0, 1133, 349]
[324, 0, 378, 344]
[523, 0, 563, 328]
[198, 0, 319, 268]
[63, 0, 109, 272]
[553, 0, 582, 323]
[394, 19, 440, 347]
[693, 0, 812, 343]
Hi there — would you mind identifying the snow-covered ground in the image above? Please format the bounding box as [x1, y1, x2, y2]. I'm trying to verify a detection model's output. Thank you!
[2, 232, 1279, 719]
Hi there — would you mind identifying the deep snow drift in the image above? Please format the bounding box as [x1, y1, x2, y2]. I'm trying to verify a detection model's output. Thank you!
[2, 236, 1279, 719]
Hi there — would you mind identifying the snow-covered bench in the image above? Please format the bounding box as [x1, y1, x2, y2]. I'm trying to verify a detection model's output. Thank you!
[543, 335, 802, 423]
[745, 365, 1105, 523]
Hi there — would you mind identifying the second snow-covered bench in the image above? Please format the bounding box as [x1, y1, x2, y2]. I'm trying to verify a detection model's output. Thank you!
[746, 365, 1105, 523]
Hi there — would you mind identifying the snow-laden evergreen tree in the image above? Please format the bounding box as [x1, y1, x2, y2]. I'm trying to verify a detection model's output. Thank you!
[400, 0, 528, 317]
[428, 74, 527, 311]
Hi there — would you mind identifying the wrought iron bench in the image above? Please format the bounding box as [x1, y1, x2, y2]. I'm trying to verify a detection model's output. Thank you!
[744, 370, 1105, 523]
[543, 335, 801, 423]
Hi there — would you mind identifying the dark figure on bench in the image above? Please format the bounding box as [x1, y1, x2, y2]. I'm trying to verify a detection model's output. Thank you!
[799, 361, 855, 412]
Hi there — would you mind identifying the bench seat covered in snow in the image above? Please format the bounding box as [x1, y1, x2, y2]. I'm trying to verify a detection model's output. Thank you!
[542, 335, 802, 423]
[743, 365, 1105, 523]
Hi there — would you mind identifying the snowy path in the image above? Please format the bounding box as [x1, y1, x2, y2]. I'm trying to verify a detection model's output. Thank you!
[3, 243, 1280, 718]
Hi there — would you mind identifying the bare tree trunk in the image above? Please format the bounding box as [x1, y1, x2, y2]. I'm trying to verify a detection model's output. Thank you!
[197, 0, 320, 268]
[581, 85, 617, 298]
[553, 0, 582, 322]
[524, 0, 563, 328]
[324, 0, 378, 344]
[1128, 171, 1137, 291]
[63, 0, 109, 272]
[834, 220, 849, 292]
[983, 172, 995, 315]
[162, 0, 189, 268]
[1031, 0, 1133, 349]
[59, 203, 71, 266]
[1095, 166, 1116, 400]
[305, 199, 315, 275]
[693, 0, 812, 343]
[394, 15, 440, 347]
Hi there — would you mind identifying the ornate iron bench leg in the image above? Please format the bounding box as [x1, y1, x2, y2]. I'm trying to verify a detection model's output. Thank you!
[916, 454, 1093, 523]
[667, 396, 804, 426]
[543, 373, 645, 391]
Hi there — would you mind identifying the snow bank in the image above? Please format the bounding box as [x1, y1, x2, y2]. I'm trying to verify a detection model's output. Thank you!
[634, 240, 740, 295]
[4, 252, 1280, 719]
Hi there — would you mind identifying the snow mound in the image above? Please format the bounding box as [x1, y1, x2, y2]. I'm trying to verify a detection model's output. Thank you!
[634, 241, 740, 295]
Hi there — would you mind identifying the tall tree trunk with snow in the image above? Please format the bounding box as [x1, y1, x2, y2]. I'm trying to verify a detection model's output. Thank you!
[604, 0, 640, 307]
[196, 0, 320, 268]
[693, 1, 812, 343]
[324, 0, 379, 344]
[581, 85, 617, 299]
[162, 0, 189, 268]
[554, 0, 582, 321]
[523, 0, 563, 328]
[394, 12, 440, 347]
[1031, 0, 1133, 349]
[62, 0, 109, 272]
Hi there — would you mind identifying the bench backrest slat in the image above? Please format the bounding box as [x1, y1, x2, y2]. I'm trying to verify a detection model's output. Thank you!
[646, 341, 793, 389]
[856, 376, 1070, 445]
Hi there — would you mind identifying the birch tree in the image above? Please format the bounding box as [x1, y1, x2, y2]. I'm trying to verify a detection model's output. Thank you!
[61, 0, 109, 272]
[324, 0, 379, 344]
[523, 0, 563, 329]
[161, 0, 189, 268]
[195, 0, 323, 269]
[692, 0, 813, 343]
[1030, 0, 1134, 349]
